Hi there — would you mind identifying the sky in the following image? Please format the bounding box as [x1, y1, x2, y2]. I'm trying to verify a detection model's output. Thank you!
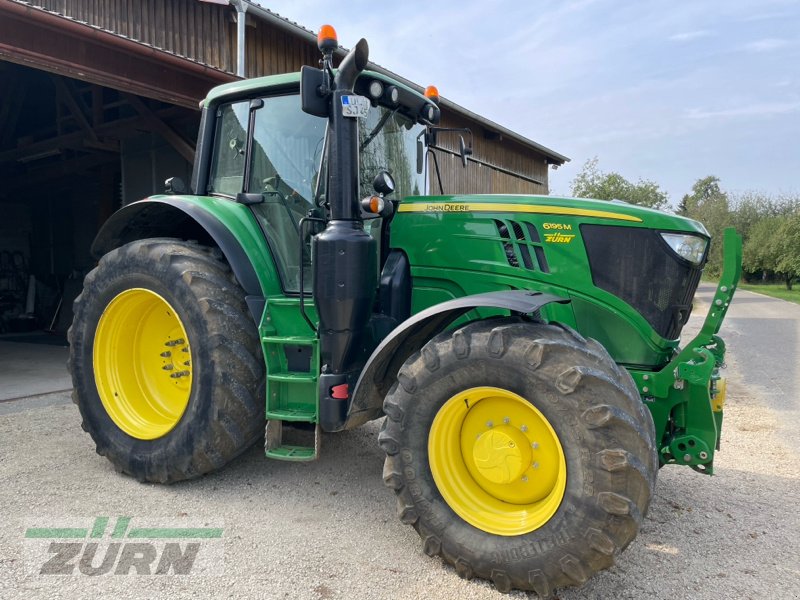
[256, 0, 800, 205]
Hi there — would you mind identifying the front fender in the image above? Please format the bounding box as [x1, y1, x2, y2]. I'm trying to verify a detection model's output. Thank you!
[345, 290, 569, 429]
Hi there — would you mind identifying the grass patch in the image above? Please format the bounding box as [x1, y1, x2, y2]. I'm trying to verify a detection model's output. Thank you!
[738, 283, 800, 304]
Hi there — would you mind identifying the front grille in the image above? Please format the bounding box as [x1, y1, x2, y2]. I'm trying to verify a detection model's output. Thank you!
[581, 225, 705, 339]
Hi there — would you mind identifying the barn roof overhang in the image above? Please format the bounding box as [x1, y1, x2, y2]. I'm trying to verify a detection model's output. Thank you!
[0, 0, 567, 165]
[0, 0, 236, 109]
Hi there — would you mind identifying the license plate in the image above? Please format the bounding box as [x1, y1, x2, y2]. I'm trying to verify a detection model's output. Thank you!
[341, 95, 370, 118]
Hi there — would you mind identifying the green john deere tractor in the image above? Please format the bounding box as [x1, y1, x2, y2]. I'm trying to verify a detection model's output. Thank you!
[69, 27, 741, 595]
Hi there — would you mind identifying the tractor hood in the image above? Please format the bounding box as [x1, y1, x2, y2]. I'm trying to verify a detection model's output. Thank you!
[396, 194, 709, 236]
[390, 194, 711, 367]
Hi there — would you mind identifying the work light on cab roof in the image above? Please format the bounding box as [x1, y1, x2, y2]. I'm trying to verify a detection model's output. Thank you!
[424, 85, 440, 104]
[317, 24, 338, 53]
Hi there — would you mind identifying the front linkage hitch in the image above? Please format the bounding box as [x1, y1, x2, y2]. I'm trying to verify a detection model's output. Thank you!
[629, 228, 742, 474]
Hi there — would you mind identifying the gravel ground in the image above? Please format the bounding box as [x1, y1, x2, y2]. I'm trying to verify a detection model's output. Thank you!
[1, 310, 799, 599]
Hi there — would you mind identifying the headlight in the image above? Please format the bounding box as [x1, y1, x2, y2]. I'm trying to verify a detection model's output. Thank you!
[660, 233, 708, 265]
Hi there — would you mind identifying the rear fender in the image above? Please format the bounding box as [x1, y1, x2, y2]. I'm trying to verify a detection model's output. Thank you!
[344, 290, 569, 429]
[92, 197, 276, 323]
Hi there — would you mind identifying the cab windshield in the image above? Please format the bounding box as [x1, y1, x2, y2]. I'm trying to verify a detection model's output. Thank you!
[207, 92, 425, 292]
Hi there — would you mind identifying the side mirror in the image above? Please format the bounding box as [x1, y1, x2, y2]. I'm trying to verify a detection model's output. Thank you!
[458, 136, 473, 168]
[236, 192, 264, 206]
[373, 171, 396, 196]
[301, 65, 329, 118]
[165, 177, 188, 194]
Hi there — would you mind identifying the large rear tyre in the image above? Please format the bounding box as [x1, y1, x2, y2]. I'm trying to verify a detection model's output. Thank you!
[379, 319, 657, 595]
[68, 238, 264, 483]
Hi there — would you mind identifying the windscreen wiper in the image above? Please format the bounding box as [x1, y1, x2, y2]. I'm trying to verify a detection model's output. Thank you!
[360, 107, 399, 151]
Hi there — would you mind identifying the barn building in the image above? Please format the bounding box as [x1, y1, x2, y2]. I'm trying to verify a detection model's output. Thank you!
[0, 0, 568, 334]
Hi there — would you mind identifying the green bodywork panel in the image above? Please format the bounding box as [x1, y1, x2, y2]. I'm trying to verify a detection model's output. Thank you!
[147, 194, 283, 296]
[391, 194, 709, 365]
[390, 196, 740, 473]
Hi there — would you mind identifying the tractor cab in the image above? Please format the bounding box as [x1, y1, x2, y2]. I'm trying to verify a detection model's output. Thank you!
[195, 69, 432, 294]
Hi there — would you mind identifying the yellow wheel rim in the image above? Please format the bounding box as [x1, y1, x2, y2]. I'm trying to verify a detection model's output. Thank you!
[428, 386, 567, 536]
[93, 288, 192, 440]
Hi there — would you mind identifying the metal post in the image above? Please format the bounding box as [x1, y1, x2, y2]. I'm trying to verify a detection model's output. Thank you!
[233, 0, 247, 78]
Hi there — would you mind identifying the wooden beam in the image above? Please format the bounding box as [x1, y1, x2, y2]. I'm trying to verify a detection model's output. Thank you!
[6, 153, 119, 193]
[51, 75, 99, 142]
[123, 93, 195, 163]
[92, 85, 104, 127]
[0, 106, 187, 163]
[0, 3, 234, 109]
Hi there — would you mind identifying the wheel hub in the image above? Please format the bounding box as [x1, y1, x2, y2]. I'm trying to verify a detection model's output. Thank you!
[472, 427, 531, 484]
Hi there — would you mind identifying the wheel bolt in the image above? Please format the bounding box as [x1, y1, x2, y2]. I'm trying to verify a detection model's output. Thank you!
[683, 453, 692, 462]
[160, 351, 171, 357]
[521, 475, 528, 482]
[170, 370, 190, 379]
[503, 417, 510, 425]
[486, 421, 494, 428]
[532, 462, 539, 469]
[532, 442, 539, 449]
[162, 364, 174, 371]
[520, 425, 528, 432]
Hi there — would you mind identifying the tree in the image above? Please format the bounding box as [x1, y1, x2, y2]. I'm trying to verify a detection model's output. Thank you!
[570, 158, 669, 211]
[729, 192, 775, 243]
[679, 176, 731, 276]
[743, 215, 800, 289]
[743, 216, 781, 282]
[775, 215, 800, 289]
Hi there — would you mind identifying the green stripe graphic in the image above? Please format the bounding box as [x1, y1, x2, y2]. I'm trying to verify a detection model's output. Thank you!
[90, 517, 109, 538]
[25, 517, 223, 539]
[25, 528, 87, 539]
[127, 528, 223, 539]
[111, 517, 131, 539]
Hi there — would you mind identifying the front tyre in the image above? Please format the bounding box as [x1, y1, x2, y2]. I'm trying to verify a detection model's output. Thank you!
[379, 319, 657, 595]
[68, 238, 265, 483]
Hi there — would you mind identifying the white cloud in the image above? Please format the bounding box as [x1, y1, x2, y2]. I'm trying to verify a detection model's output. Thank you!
[685, 101, 800, 119]
[669, 30, 714, 42]
[744, 38, 793, 52]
